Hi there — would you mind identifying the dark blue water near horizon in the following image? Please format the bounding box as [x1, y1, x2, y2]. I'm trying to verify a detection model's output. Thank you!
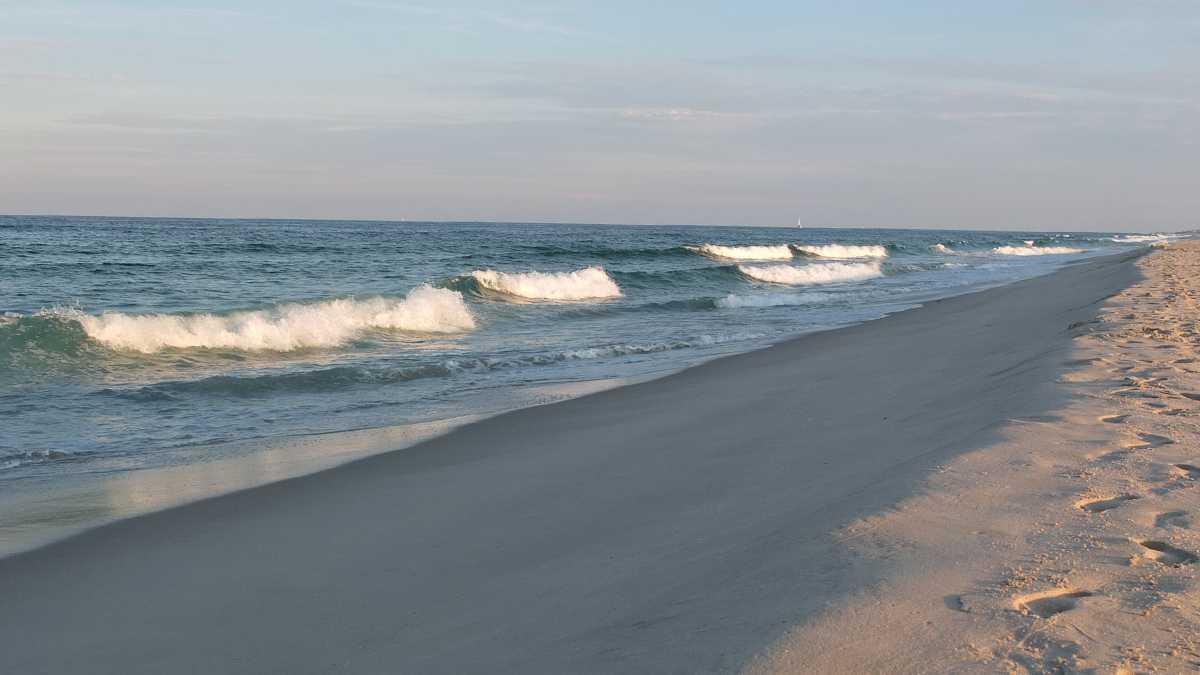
[0, 215, 1167, 492]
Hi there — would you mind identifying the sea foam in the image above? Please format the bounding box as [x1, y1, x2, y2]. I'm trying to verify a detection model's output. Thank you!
[1111, 234, 1167, 243]
[470, 267, 622, 300]
[993, 245, 1084, 256]
[692, 244, 794, 260]
[66, 285, 475, 353]
[738, 262, 883, 285]
[793, 244, 888, 259]
[716, 292, 830, 308]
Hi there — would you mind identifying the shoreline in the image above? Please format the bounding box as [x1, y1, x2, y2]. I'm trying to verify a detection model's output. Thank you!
[1, 249, 1146, 673]
[0, 260, 1070, 561]
[750, 242, 1200, 673]
[0, 377, 649, 560]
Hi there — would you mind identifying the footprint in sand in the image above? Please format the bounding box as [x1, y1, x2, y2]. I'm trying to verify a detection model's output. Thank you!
[1013, 589, 1094, 618]
[1125, 433, 1175, 450]
[1111, 388, 1160, 400]
[1091, 448, 1134, 464]
[1153, 407, 1189, 416]
[1181, 393, 1200, 401]
[1154, 511, 1192, 529]
[1100, 414, 1130, 424]
[1171, 464, 1200, 480]
[1138, 540, 1199, 566]
[1076, 494, 1139, 513]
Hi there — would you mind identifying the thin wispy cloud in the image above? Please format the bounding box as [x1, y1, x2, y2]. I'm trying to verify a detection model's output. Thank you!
[1, 1, 1198, 228]
[343, 1, 588, 38]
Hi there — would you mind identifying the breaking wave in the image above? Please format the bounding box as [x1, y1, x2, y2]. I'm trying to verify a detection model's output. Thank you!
[738, 262, 883, 285]
[52, 285, 475, 353]
[931, 243, 954, 253]
[793, 244, 888, 259]
[470, 267, 622, 300]
[993, 245, 1085, 256]
[690, 244, 794, 260]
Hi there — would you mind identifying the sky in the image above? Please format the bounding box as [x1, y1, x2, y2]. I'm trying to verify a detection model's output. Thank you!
[1, 1, 1197, 230]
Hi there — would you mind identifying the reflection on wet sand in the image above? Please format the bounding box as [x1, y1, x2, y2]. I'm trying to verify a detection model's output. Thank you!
[0, 376, 633, 558]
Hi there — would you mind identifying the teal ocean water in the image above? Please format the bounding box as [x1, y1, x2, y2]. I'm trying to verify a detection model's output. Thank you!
[0, 216, 1164, 498]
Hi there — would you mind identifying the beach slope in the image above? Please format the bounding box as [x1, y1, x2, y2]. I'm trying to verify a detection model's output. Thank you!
[751, 243, 1200, 673]
[0, 251, 1143, 674]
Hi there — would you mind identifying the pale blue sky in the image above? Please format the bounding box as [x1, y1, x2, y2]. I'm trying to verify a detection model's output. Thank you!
[2, 1, 1197, 229]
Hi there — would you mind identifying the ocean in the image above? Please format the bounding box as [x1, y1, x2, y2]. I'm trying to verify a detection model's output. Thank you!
[0, 215, 1166, 553]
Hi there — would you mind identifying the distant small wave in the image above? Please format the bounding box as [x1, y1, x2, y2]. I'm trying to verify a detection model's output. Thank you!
[993, 245, 1084, 256]
[470, 266, 621, 300]
[448, 333, 768, 368]
[1110, 234, 1168, 243]
[516, 243, 694, 260]
[611, 265, 744, 289]
[111, 363, 456, 399]
[738, 262, 883, 285]
[716, 292, 831, 308]
[53, 285, 475, 354]
[690, 244, 793, 260]
[793, 244, 888, 259]
[1, 449, 96, 472]
[111, 333, 773, 399]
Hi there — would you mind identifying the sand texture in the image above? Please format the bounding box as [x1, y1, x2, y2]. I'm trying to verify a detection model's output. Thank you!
[751, 242, 1200, 673]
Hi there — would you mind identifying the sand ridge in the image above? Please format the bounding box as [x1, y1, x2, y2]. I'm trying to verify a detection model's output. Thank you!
[749, 242, 1200, 674]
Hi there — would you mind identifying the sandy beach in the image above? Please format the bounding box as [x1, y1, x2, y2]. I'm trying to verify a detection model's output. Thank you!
[4, 245, 1186, 674]
[752, 242, 1200, 673]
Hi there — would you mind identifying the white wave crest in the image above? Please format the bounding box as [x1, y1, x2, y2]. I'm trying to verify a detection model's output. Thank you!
[470, 266, 621, 300]
[793, 244, 888, 259]
[738, 262, 883, 285]
[993, 245, 1084, 256]
[1111, 234, 1167, 243]
[931, 243, 954, 253]
[716, 292, 831, 308]
[692, 244, 794, 260]
[65, 285, 475, 353]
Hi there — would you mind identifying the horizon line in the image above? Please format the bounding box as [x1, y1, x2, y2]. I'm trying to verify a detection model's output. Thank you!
[0, 212, 1179, 235]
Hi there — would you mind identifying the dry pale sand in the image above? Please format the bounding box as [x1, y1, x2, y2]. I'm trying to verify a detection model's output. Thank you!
[750, 242, 1200, 674]
[0, 247, 1158, 674]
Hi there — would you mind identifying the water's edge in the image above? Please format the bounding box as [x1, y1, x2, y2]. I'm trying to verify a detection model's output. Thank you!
[0, 251, 1145, 559]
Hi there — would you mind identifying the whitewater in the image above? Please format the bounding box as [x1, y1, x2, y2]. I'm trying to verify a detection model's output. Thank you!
[738, 262, 883, 285]
[0, 215, 1155, 544]
[64, 285, 475, 353]
[469, 267, 622, 300]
